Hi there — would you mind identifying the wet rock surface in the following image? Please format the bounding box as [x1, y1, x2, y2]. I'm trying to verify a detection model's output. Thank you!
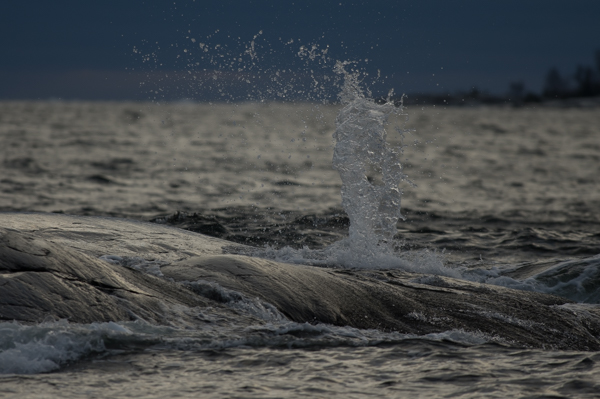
[164, 254, 600, 350]
[0, 227, 215, 324]
[1, 213, 600, 350]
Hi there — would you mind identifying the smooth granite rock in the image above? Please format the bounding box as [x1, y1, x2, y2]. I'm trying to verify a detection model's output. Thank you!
[1, 212, 600, 350]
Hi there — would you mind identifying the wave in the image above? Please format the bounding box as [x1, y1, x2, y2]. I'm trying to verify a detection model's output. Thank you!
[0, 320, 126, 374]
[0, 315, 493, 375]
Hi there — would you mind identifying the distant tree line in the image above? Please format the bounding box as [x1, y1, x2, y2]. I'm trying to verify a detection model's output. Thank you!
[498, 48, 600, 104]
[387, 49, 600, 106]
[541, 49, 600, 99]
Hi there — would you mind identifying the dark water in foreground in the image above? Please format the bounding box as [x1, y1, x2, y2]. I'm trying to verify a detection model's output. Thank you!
[1, 101, 600, 397]
[4, 345, 600, 398]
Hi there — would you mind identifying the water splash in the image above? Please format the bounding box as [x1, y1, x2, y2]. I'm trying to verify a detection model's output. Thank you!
[248, 61, 458, 274]
[140, 33, 449, 272]
[332, 61, 407, 255]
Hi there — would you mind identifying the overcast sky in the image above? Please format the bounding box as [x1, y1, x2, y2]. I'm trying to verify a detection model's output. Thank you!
[1, 0, 599, 101]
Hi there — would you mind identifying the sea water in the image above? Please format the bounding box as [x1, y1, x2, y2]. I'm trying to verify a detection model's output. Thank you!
[1, 46, 600, 397]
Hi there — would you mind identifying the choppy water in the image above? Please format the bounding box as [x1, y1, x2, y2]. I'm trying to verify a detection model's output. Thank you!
[1, 98, 600, 397]
[5, 343, 600, 398]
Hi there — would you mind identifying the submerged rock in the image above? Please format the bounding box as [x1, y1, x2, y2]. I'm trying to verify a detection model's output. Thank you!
[1, 213, 600, 350]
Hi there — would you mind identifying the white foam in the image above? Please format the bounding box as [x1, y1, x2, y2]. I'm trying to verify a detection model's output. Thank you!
[524, 255, 600, 303]
[0, 310, 495, 374]
[450, 255, 600, 304]
[0, 320, 131, 374]
[245, 322, 493, 347]
[251, 241, 461, 278]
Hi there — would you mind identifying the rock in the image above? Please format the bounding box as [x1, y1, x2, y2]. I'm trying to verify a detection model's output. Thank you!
[163, 254, 600, 350]
[1, 212, 600, 350]
[0, 226, 212, 324]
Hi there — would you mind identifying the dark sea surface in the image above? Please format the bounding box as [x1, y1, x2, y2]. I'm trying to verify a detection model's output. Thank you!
[1, 100, 600, 397]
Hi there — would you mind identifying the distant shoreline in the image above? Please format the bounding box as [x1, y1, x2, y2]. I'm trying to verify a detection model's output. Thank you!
[1, 96, 600, 108]
[380, 94, 600, 109]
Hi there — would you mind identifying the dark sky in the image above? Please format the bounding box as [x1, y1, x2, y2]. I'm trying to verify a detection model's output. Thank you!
[1, 0, 599, 101]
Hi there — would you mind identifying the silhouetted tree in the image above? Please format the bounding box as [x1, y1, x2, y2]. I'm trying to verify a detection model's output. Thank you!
[468, 86, 480, 99]
[543, 68, 568, 98]
[574, 65, 594, 97]
[507, 81, 540, 104]
[595, 49, 600, 95]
